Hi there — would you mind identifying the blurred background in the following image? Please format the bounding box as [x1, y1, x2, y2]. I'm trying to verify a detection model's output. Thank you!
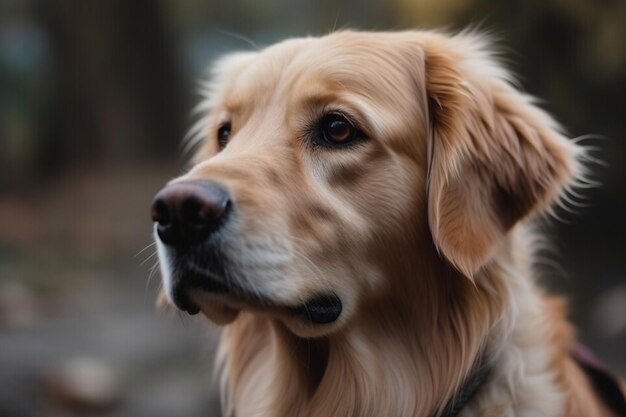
[0, 0, 624, 416]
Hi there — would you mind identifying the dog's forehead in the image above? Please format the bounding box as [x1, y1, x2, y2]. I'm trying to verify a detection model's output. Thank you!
[226, 33, 418, 106]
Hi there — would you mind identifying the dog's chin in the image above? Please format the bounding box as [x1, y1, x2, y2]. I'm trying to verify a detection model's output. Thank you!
[188, 294, 336, 337]
[181, 281, 344, 336]
[189, 292, 240, 324]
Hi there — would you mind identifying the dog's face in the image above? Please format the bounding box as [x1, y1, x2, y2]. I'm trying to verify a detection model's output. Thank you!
[153, 31, 579, 337]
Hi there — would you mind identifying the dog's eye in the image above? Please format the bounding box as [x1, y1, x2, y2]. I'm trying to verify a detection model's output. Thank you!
[217, 122, 231, 150]
[321, 114, 358, 145]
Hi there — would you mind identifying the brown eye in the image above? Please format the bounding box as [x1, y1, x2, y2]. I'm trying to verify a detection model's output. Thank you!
[217, 122, 231, 150]
[322, 114, 356, 144]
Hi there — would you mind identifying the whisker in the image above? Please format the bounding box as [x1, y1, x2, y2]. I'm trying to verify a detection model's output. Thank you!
[215, 29, 260, 50]
[140, 250, 159, 266]
[134, 242, 156, 258]
[144, 259, 161, 304]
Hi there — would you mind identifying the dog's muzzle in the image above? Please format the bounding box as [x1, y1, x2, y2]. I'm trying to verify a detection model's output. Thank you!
[151, 180, 343, 324]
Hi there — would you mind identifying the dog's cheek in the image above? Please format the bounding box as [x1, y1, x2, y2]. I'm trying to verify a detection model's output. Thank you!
[351, 157, 424, 244]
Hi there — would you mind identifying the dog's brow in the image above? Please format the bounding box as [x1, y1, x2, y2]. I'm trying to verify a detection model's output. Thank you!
[224, 97, 243, 113]
[300, 92, 340, 108]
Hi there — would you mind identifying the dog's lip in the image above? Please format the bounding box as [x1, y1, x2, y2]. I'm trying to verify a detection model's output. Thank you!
[170, 270, 230, 315]
[171, 280, 202, 315]
[287, 294, 343, 324]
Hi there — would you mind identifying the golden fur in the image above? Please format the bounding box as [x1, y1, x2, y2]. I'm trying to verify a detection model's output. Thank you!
[156, 30, 622, 417]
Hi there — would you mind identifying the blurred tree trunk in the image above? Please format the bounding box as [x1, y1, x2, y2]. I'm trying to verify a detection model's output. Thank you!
[35, 0, 184, 173]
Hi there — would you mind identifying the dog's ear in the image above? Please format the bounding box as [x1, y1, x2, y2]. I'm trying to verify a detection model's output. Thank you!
[421, 34, 581, 278]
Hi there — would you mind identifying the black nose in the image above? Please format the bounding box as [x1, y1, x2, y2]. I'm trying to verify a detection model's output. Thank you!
[151, 181, 231, 249]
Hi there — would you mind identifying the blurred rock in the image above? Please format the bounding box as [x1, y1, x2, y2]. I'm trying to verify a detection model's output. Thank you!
[591, 284, 626, 338]
[43, 357, 120, 412]
[0, 280, 40, 328]
[0, 196, 39, 248]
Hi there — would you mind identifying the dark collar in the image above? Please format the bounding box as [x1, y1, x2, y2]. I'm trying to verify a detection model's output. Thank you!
[435, 346, 626, 417]
[435, 362, 492, 417]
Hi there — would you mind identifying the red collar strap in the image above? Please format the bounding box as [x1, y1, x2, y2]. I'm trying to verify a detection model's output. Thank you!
[572, 344, 626, 417]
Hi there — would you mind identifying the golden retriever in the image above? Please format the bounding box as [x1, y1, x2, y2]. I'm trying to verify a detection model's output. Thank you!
[151, 30, 625, 417]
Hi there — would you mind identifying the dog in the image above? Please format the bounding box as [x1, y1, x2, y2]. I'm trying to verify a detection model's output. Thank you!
[151, 30, 626, 417]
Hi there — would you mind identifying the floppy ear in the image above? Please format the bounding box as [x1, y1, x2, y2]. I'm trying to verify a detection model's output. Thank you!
[422, 34, 582, 278]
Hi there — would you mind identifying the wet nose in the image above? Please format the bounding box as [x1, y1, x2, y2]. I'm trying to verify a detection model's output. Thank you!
[151, 181, 231, 249]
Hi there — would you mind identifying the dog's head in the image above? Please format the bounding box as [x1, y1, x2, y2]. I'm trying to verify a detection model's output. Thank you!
[152, 31, 582, 337]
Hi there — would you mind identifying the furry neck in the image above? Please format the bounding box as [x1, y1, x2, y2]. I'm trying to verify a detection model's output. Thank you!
[217, 226, 578, 417]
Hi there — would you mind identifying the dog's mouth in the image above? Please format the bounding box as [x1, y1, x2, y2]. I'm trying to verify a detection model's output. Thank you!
[170, 268, 342, 325]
